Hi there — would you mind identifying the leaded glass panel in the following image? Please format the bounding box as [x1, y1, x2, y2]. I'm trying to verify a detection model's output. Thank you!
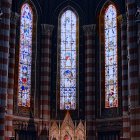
[60, 10, 77, 110]
[18, 3, 33, 107]
[104, 5, 118, 108]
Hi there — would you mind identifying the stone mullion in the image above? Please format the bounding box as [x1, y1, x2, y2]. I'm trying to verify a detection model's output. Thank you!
[40, 24, 54, 132]
[0, 0, 12, 140]
[83, 24, 96, 140]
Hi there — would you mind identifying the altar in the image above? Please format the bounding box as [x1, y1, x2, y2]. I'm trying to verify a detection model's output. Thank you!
[49, 112, 86, 140]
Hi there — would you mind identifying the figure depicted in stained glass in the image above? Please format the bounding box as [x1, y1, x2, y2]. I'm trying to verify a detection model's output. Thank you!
[59, 9, 77, 110]
[104, 4, 118, 108]
[64, 135, 71, 140]
[65, 52, 72, 67]
[18, 3, 33, 107]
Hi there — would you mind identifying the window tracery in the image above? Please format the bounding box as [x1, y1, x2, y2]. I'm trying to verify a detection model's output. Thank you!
[104, 4, 118, 108]
[59, 9, 78, 110]
[18, 3, 33, 107]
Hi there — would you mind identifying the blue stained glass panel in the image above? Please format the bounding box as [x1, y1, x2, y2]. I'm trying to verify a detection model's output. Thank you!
[104, 5, 118, 108]
[18, 3, 33, 107]
[60, 10, 77, 110]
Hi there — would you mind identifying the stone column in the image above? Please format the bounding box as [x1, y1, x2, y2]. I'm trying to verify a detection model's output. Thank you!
[40, 24, 54, 132]
[118, 14, 130, 140]
[126, 0, 139, 139]
[136, 7, 140, 80]
[83, 24, 96, 140]
[0, 0, 12, 139]
[5, 12, 19, 140]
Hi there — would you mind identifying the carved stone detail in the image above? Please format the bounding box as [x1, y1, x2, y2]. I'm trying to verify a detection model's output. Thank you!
[118, 14, 127, 24]
[13, 119, 38, 131]
[41, 24, 54, 36]
[49, 112, 86, 140]
[96, 118, 122, 131]
[0, 8, 3, 20]
[136, 6, 140, 22]
[10, 12, 19, 24]
[83, 24, 96, 34]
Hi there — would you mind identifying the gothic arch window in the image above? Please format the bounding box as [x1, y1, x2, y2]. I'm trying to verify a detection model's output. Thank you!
[57, 8, 79, 110]
[100, 4, 118, 109]
[104, 4, 118, 108]
[18, 3, 33, 107]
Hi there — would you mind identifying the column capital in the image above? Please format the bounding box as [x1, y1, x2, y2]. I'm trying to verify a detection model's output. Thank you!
[0, 8, 3, 20]
[41, 24, 54, 36]
[135, 6, 140, 22]
[118, 14, 127, 24]
[83, 24, 96, 34]
[10, 12, 19, 24]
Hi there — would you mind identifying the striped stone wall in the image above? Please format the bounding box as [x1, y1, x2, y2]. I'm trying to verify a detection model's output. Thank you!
[5, 12, 19, 140]
[0, 0, 12, 139]
[118, 14, 130, 140]
[83, 24, 96, 140]
[127, 0, 140, 139]
[40, 24, 54, 131]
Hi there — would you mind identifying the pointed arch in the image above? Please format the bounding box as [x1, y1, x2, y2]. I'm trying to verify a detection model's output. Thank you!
[104, 4, 118, 108]
[57, 7, 79, 110]
[100, 3, 118, 109]
[18, 3, 33, 107]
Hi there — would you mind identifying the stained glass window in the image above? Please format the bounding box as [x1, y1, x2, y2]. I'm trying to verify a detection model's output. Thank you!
[18, 3, 33, 107]
[104, 5, 118, 108]
[59, 10, 78, 110]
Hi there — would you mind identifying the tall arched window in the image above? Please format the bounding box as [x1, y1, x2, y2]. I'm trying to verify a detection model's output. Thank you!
[58, 9, 79, 110]
[104, 5, 118, 108]
[18, 3, 33, 107]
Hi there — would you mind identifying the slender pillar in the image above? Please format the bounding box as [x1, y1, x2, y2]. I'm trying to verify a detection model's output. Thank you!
[5, 12, 19, 140]
[83, 24, 96, 140]
[40, 24, 54, 131]
[136, 6, 140, 84]
[118, 14, 130, 140]
[127, 0, 140, 139]
[0, 0, 12, 139]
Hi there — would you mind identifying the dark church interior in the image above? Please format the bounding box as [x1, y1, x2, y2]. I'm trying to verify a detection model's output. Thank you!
[0, 0, 140, 139]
